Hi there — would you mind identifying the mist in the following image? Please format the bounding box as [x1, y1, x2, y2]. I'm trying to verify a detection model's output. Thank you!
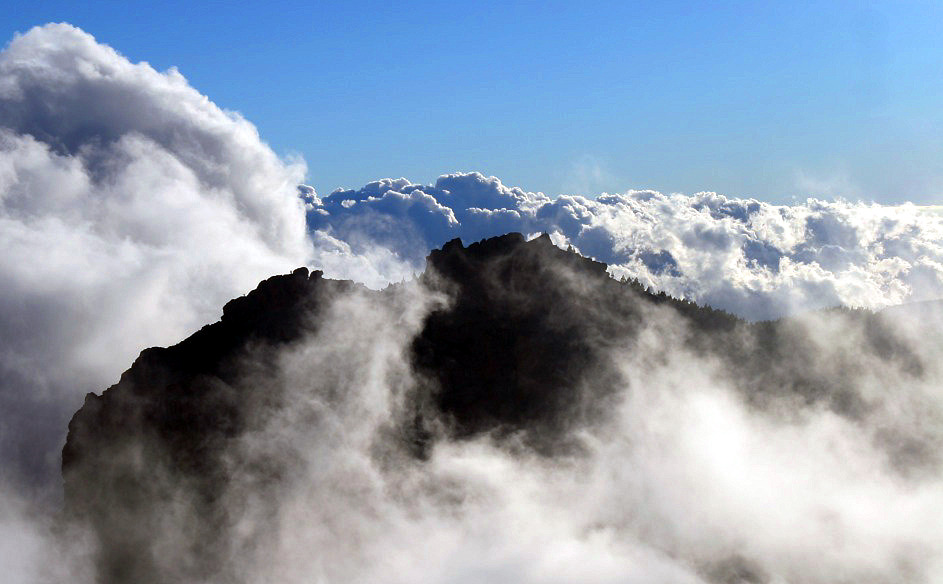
[59, 237, 943, 584]
[234, 277, 943, 584]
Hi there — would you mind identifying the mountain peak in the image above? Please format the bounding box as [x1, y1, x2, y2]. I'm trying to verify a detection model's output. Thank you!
[60, 233, 934, 584]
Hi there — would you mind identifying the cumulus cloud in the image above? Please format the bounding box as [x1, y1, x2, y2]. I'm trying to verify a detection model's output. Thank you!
[307, 173, 943, 320]
[0, 23, 312, 492]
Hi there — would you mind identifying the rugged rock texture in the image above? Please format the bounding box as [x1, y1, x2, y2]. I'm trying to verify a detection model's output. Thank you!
[62, 268, 360, 583]
[62, 233, 934, 584]
[414, 233, 634, 448]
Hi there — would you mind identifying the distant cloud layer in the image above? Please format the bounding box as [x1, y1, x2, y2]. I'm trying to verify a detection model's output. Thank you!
[308, 173, 943, 320]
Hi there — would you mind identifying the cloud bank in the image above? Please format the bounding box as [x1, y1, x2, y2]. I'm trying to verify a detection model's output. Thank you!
[309, 173, 943, 320]
[0, 23, 311, 491]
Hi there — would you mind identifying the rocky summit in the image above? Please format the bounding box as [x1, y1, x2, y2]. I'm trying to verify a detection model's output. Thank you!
[62, 233, 935, 584]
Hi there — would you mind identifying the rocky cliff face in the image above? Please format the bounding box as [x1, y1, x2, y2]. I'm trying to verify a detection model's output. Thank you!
[62, 267, 358, 583]
[62, 233, 933, 584]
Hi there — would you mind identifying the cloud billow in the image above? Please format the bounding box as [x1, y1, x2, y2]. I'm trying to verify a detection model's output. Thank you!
[0, 23, 311, 493]
[307, 173, 943, 320]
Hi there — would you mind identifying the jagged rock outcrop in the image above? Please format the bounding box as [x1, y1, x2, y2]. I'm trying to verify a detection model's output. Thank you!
[62, 268, 361, 583]
[62, 233, 934, 584]
[414, 233, 636, 447]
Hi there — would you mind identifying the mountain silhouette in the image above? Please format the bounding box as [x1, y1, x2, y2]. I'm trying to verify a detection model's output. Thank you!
[61, 233, 934, 584]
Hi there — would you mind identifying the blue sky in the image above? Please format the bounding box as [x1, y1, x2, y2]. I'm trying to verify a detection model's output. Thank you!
[3, 1, 943, 203]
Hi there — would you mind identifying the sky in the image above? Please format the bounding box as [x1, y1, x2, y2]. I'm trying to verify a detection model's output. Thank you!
[3, 1, 943, 203]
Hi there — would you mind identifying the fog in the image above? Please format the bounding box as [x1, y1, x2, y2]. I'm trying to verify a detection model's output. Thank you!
[58, 257, 943, 583]
[230, 287, 941, 583]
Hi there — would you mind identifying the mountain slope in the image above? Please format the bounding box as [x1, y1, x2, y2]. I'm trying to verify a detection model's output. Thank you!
[62, 233, 938, 584]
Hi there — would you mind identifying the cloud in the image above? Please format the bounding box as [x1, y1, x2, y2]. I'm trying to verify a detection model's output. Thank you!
[306, 173, 551, 266]
[559, 154, 616, 195]
[0, 29, 423, 579]
[306, 173, 943, 320]
[0, 23, 312, 492]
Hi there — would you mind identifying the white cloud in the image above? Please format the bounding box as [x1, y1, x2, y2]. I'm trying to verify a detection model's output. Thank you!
[559, 154, 616, 195]
[307, 173, 943, 320]
[0, 23, 311, 490]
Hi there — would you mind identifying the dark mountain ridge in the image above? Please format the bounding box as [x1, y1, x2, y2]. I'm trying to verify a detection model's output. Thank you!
[61, 233, 935, 584]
